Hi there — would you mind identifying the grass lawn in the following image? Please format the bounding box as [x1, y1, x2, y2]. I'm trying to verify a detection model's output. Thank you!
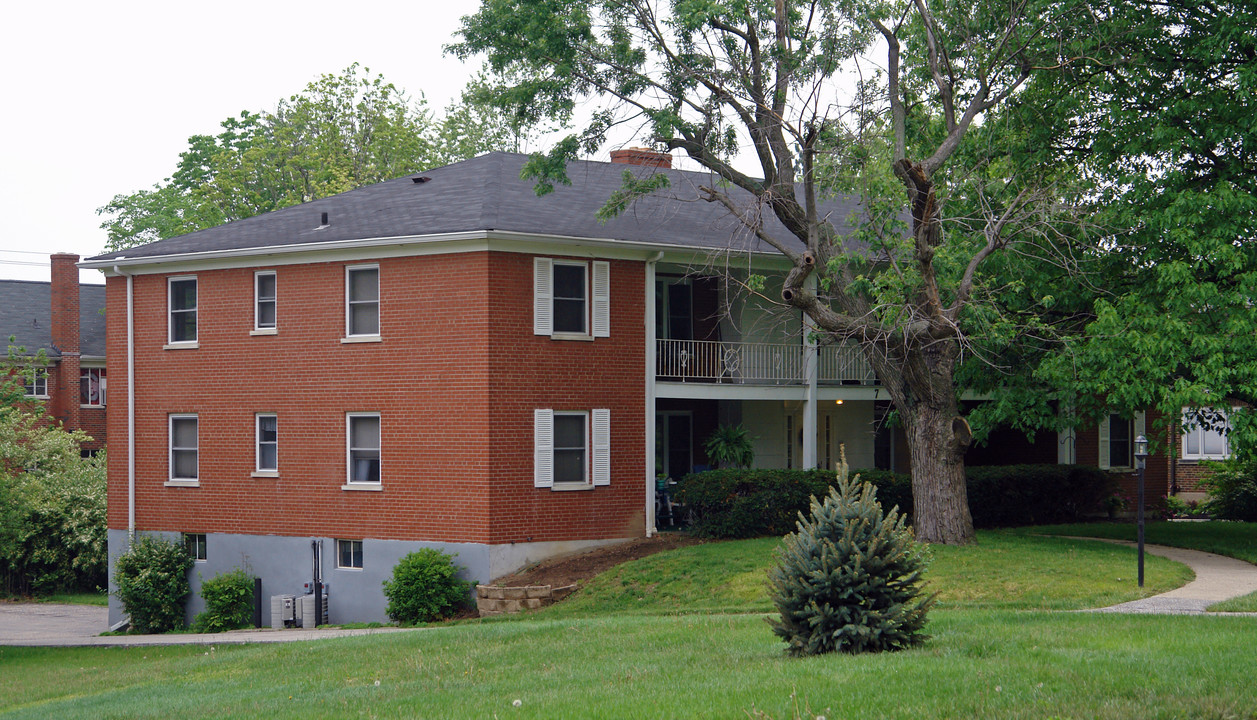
[0, 592, 108, 607]
[1030, 520, 1257, 564]
[0, 529, 1252, 719]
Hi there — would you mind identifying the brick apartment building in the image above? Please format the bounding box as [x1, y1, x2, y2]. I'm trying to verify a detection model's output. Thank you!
[0, 253, 107, 453]
[81, 151, 1219, 626]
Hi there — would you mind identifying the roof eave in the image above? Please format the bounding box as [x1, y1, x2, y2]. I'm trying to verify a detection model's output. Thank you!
[79, 230, 785, 275]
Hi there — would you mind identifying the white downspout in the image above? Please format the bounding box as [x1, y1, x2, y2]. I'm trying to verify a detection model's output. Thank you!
[115, 266, 136, 539]
[644, 251, 663, 537]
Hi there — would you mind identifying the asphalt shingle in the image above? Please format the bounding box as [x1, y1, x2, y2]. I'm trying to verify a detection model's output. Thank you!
[87, 152, 865, 262]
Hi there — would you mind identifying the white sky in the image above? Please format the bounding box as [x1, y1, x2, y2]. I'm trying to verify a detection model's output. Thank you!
[0, 0, 489, 285]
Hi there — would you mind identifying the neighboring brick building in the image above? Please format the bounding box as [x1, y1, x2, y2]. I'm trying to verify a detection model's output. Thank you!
[0, 254, 107, 453]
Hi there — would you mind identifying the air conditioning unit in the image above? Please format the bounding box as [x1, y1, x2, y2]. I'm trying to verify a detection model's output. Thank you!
[270, 594, 297, 630]
[299, 592, 329, 627]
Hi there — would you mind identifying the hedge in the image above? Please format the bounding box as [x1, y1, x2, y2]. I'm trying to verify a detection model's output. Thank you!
[674, 464, 1113, 538]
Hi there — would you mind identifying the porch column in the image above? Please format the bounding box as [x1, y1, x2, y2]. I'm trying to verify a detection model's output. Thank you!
[644, 252, 662, 535]
[801, 278, 818, 469]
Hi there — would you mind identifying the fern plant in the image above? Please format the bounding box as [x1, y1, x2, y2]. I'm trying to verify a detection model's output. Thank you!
[767, 452, 934, 655]
[703, 424, 754, 469]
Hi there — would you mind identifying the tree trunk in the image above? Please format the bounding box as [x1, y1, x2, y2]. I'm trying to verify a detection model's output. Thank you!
[902, 401, 976, 545]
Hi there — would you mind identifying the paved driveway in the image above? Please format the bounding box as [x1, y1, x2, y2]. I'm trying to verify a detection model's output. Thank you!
[0, 602, 108, 646]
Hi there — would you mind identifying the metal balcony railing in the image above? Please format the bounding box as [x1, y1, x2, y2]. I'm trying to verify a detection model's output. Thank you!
[656, 339, 877, 385]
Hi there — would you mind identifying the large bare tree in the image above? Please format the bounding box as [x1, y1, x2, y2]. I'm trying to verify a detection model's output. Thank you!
[453, 0, 1082, 543]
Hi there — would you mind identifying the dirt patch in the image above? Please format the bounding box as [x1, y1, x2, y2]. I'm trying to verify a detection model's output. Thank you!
[491, 532, 702, 589]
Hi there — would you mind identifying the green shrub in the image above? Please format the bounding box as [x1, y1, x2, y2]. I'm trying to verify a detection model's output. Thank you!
[191, 568, 254, 633]
[0, 405, 105, 596]
[676, 464, 1109, 538]
[1201, 458, 1257, 521]
[113, 535, 193, 633]
[768, 461, 933, 656]
[966, 464, 1114, 527]
[674, 468, 910, 539]
[382, 549, 472, 624]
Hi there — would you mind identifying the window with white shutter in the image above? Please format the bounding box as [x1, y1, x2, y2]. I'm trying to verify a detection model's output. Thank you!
[535, 408, 611, 489]
[533, 257, 610, 338]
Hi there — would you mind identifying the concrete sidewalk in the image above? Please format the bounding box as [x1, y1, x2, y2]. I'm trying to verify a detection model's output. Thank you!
[0, 603, 422, 647]
[1075, 539, 1257, 615]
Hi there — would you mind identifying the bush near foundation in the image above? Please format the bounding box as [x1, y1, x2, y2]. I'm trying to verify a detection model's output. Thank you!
[383, 549, 472, 624]
[1200, 457, 1257, 521]
[676, 464, 1110, 538]
[965, 464, 1113, 527]
[192, 568, 254, 633]
[113, 536, 193, 633]
[768, 461, 933, 656]
[674, 468, 911, 539]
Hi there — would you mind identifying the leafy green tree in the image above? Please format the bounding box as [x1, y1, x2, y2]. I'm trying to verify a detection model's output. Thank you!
[99, 65, 532, 251]
[451, 0, 1095, 543]
[2, 340, 105, 594]
[960, 0, 1257, 456]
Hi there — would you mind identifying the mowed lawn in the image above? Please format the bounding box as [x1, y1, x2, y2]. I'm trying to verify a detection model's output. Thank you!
[1, 528, 1253, 719]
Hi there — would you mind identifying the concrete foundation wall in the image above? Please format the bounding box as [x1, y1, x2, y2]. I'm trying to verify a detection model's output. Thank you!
[106, 530, 624, 628]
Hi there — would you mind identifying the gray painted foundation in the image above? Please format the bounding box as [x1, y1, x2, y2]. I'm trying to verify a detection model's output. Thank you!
[106, 530, 627, 629]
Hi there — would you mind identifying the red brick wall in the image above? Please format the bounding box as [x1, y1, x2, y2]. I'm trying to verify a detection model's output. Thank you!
[485, 253, 646, 543]
[107, 251, 647, 546]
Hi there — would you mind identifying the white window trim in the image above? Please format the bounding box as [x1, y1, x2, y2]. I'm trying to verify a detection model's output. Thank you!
[345, 412, 381, 487]
[23, 368, 48, 399]
[79, 367, 106, 408]
[344, 264, 381, 340]
[534, 408, 610, 490]
[184, 533, 208, 562]
[252, 270, 277, 334]
[1181, 407, 1232, 461]
[254, 413, 278, 476]
[336, 539, 364, 570]
[167, 275, 198, 346]
[167, 413, 200, 486]
[533, 258, 610, 339]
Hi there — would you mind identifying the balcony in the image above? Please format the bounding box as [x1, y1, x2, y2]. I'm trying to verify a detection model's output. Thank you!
[656, 339, 877, 386]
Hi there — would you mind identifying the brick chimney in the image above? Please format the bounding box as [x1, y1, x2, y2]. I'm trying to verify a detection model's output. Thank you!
[609, 147, 672, 169]
[49, 253, 81, 434]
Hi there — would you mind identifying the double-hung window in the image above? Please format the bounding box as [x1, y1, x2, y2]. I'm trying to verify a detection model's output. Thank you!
[254, 271, 277, 332]
[169, 414, 199, 482]
[1182, 408, 1231, 460]
[534, 408, 610, 488]
[345, 265, 380, 338]
[1098, 412, 1145, 469]
[23, 368, 47, 398]
[256, 414, 278, 473]
[168, 276, 197, 344]
[346, 413, 381, 485]
[80, 368, 105, 406]
[533, 258, 610, 338]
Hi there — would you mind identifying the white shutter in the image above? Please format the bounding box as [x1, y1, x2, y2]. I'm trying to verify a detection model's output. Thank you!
[592, 408, 611, 486]
[534, 258, 553, 336]
[534, 409, 554, 488]
[1098, 415, 1111, 469]
[592, 261, 610, 338]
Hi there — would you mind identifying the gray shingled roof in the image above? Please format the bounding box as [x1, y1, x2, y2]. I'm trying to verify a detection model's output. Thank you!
[0, 280, 108, 358]
[87, 152, 864, 262]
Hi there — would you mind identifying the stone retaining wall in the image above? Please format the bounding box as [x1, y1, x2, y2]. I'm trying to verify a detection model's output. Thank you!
[475, 584, 577, 616]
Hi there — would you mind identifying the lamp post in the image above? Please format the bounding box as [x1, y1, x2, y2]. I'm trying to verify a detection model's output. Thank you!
[1134, 435, 1149, 588]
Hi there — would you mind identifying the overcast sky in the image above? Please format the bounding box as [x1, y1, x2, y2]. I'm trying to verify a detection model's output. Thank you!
[0, 0, 491, 284]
